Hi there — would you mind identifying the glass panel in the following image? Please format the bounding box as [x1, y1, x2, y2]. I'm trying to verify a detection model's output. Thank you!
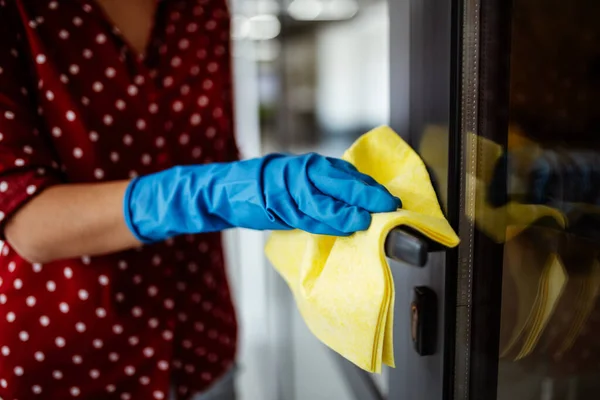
[496, 1, 600, 399]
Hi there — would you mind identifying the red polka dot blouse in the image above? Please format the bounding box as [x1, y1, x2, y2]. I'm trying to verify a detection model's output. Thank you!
[0, 1, 240, 399]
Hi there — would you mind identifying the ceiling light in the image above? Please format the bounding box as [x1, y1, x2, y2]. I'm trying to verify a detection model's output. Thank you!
[247, 14, 282, 41]
[288, 0, 323, 21]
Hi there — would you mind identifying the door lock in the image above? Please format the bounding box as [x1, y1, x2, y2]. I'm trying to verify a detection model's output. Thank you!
[410, 286, 438, 356]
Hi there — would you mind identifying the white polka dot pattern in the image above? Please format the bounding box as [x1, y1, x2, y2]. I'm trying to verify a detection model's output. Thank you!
[0, 0, 238, 399]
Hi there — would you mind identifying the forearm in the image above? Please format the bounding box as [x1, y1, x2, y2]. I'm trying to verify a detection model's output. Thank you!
[4, 181, 141, 263]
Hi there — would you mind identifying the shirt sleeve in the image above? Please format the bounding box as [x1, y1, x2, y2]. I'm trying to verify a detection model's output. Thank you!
[0, 6, 62, 236]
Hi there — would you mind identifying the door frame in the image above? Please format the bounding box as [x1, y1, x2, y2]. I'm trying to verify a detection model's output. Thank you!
[461, 0, 513, 399]
[388, 0, 464, 398]
[388, 0, 514, 398]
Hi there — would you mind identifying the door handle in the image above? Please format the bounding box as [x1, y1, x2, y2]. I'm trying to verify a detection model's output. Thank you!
[384, 228, 443, 356]
[384, 226, 446, 267]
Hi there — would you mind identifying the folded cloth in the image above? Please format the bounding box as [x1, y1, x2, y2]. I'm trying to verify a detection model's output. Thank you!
[265, 126, 460, 373]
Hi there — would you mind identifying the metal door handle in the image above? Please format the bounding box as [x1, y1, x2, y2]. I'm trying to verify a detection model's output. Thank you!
[384, 226, 446, 266]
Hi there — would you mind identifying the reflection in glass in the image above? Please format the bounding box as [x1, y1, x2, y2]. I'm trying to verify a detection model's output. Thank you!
[497, 1, 600, 399]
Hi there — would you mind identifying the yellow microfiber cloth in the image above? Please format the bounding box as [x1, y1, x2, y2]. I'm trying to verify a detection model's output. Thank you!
[264, 126, 460, 373]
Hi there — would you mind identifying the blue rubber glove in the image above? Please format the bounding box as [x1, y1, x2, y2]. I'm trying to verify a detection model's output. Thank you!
[124, 153, 402, 243]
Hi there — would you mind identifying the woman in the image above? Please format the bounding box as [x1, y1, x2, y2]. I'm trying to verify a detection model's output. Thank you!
[0, 1, 400, 399]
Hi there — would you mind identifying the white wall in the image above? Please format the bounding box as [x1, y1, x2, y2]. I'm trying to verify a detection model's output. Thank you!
[316, 2, 390, 133]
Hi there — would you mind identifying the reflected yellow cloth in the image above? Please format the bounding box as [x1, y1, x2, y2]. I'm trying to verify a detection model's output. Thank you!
[265, 126, 460, 373]
[514, 253, 567, 360]
[419, 125, 566, 243]
[555, 259, 600, 359]
[499, 236, 550, 359]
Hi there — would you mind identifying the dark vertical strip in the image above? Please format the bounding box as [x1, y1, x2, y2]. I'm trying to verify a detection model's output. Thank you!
[469, 0, 513, 399]
[443, 0, 464, 397]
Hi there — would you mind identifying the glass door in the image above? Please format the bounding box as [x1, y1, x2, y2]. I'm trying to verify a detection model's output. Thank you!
[494, 1, 600, 399]
[412, 0, 600, 399]
[388, 0, 600, 399]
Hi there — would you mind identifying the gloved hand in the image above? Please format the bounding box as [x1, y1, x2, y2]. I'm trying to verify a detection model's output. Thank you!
[124, 153, 402, 243]
[488, 147, 600, 207]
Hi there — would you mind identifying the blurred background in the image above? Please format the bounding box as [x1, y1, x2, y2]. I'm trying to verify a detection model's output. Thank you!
[222, 0, 395, 399]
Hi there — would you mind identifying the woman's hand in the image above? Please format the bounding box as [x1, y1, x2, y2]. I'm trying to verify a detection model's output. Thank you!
[125, 153, 402, 243]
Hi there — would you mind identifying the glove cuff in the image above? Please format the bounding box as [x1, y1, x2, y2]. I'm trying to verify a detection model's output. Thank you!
[123, 177, 158, 244]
